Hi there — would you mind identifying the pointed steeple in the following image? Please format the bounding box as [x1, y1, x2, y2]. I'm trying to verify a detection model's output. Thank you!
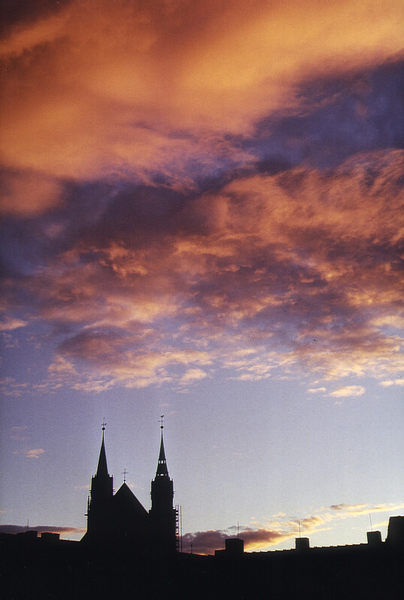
[85, 421, 113, 540]
[155, 430, 169, 478]
[150, 415, 177, 553]
[96, 423, 109, 478]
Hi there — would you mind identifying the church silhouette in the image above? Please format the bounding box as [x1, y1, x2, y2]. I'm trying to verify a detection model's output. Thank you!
[82, 420, 177, 554]
[2, 421, 404, 599]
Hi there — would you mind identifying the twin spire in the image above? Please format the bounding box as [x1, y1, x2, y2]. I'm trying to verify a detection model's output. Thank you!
[88, 416, 175, 550]
[96, 416, 170, 481]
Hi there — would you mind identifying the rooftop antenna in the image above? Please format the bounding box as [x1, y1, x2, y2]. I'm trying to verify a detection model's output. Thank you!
[369, 513, 373, 531]
[237, 522, 240, 538]
[298, 520, 301, 538]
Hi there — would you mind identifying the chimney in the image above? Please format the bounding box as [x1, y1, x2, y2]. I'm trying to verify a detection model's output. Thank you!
[295, 537, 310, 551]
[367, 530, 382, 546]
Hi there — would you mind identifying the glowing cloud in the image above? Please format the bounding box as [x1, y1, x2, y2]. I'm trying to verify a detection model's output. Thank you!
[0, 318, 28, 331]
[380, 379, 404, 387]
[329, 386, 366, 398]
[0, 2, 403, 394]
[0, 524, 85, 538]
[0, 146, 401, 392]
[330, 502, 404, 516]
[0, 171, 63, 216]
[1, 0, 403, 184]
[24, 448, 45, 459]
[183, 502, 404, 554]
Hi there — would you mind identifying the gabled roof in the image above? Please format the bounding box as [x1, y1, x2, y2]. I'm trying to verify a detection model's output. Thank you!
[113, 482, 148, 518]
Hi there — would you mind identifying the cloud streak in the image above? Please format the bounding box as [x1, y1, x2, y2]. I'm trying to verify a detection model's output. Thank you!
[7, 149, 401, 391]
[24, 448, 45, 459]
[1, 147, 403, 392]
[183, 502, 404, 554]
[12, 448, 45, 459]
[0, 1, 403, 394]
[329, 386, 366, 398]
[0, 524, 84, 538]
[1, 1, 403, 183]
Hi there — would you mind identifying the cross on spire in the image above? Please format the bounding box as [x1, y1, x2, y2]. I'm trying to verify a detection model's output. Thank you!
[159, 415, 164, 430]
[101, 419, 107, 431]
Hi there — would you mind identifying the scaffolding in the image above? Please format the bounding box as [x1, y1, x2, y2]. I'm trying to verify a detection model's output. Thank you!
[175, 505, 182, 552]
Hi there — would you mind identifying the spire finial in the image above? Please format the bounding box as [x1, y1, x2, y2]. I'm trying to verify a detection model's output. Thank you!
[123, 468, 128, 483]
[159, 415, 164, 430]
[101, 419, 107, 441]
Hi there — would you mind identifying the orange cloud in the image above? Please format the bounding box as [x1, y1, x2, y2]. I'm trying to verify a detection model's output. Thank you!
[182, 527, 288, 555]
[0, 524, 85, 538]
[0, 317, 28, 331]
[380, 378, 404, 387]
[329, 385, 365, 398]
[0, 170, 63, 216]
[0, 146, 398, 392]
[26, 448, 45, 459]
[1, 0, 403, 188]
[182, 499, 404, 553]
[330, 502, 404, 516]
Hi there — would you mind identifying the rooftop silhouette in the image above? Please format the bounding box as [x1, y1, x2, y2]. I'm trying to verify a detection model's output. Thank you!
[2, 422, 403, 599]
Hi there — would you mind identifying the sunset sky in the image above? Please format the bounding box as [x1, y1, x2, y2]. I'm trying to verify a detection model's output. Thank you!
[1, 0, 403, 554]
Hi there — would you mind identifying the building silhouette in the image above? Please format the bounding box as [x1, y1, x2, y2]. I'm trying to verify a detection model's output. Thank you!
[2, 422, 404, 599]
[82, 421, 177, 554]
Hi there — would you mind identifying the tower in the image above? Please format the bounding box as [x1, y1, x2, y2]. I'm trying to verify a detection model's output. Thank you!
[86, 422, 113, 540]
[83, 418, 177, 554]
[149, 416, 177, 553]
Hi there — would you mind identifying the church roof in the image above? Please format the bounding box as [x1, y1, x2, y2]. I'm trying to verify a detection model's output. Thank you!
[113, 482, 149, 517]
